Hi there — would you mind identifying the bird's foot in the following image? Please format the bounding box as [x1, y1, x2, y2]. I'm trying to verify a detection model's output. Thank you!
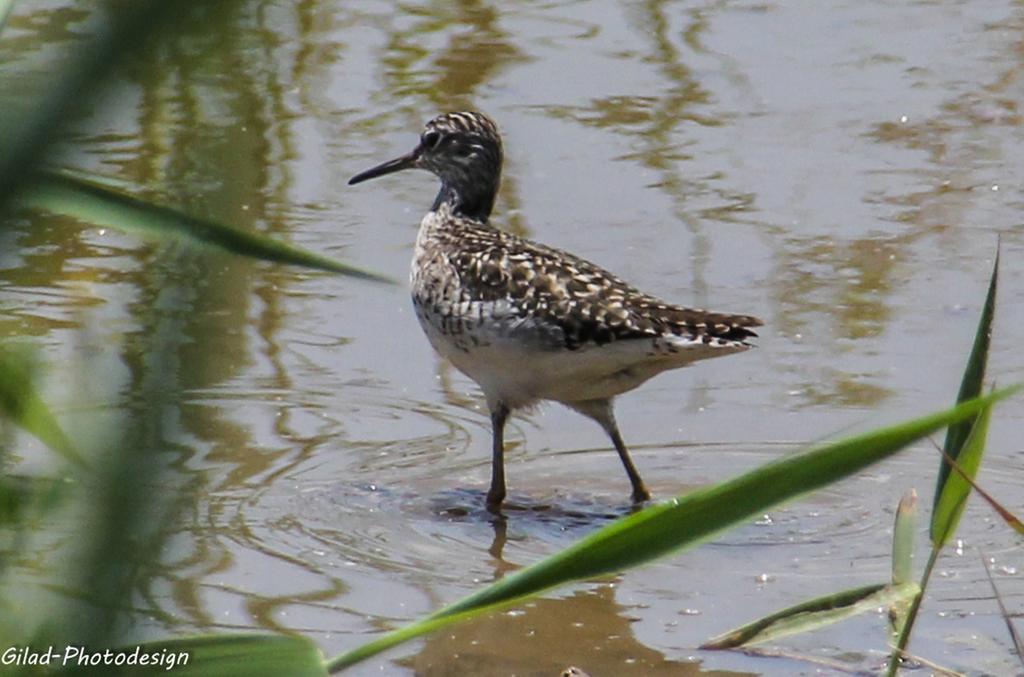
[631, 486, 652, 503]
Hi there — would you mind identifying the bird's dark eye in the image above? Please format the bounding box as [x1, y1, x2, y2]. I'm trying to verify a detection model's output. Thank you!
[422, 131, 442, 149]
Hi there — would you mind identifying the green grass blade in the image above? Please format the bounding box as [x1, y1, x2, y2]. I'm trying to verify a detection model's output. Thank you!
[889, 489, 918, 638]
[14, 171, 393, 283]
[0, 345, 87, 468]
[325, 388, 1017, 673]
[700, 582, 919, 649]
[889, 250, 1001, 675]
[931, 249, 998, 536]
[939, 446, 1024, 535]
[886, 549, 936, 677]
[892, 489, 917, 587]
[68, 634, 327, 676]
[930, 402, 993, 549]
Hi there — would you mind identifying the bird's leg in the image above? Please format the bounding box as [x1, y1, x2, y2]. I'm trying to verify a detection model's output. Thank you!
[606, 422, 651, 503]
[487, 403, 510, 511]
[569, 399, 651, 503]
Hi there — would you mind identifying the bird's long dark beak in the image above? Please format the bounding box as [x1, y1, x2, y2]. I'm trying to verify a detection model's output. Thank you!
[348, 147, 421, 185]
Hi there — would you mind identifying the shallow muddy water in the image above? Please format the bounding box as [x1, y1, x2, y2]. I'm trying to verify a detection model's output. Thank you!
[3, 1, 1024, 675]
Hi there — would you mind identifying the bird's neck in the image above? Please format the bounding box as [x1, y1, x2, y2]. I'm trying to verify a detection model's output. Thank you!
[432, 181, 497, 224]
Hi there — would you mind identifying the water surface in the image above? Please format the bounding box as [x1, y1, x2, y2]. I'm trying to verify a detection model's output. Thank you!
[3, 1, 1024, 675]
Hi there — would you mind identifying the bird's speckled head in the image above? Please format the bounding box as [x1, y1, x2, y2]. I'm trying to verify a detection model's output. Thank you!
[349, 111, 503, 223]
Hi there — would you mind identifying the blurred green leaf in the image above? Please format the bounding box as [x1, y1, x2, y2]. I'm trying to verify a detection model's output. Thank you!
[939, 445, 1024, 535]
[0, 475, 64, 528]
[931, 403, 993, 548]
[889, 489, 918, 638]
[931, 248, 998, 538]
[15, 171, 392, 282]
[0, 0, 13, 31]
[892, 489, 917, 587]
[701, 582, 919, 649]
[0, 477, 31, 528]
[0, 345, 87, 468]
[0, 2, 190, 207]
[65, 634, 326, 676]
[0, 475, 66, 586]
[325, 388, 1016, 673]
[889, 252, 1001, 676]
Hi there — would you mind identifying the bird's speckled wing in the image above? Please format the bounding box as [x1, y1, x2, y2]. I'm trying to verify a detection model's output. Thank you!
[434, 216, 762, 350]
